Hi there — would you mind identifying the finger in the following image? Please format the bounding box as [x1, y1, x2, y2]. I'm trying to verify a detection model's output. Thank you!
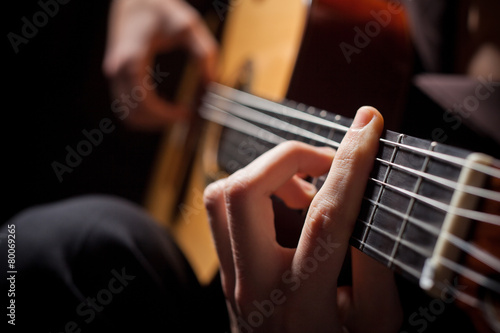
[204, 180, 236, 306]
[223, 142, 334, 291]
[347, 249, 402, 332]
[273, 176, 319, 210]
[293, 106, 384, 304]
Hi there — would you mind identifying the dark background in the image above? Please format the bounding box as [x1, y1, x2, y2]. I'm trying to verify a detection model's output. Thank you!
[6, 0, 167, 223]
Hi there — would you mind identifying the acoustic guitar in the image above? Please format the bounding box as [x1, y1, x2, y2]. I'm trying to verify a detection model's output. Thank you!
[144, 0, 500, 332]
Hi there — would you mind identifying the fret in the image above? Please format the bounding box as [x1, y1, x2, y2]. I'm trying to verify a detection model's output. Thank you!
[358, 134, 404, 255]
[357, 219, 433, 258]
[387, 142, 436, 268]
[363, 137, 465, 278]
[351, 235, 422, 280]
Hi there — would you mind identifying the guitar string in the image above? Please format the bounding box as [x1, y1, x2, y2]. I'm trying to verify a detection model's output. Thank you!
[200, 105, 500, 288]
[355, 210, 500, 292]
[350, 230, 500, 297]
[201, 100, 500, 207]
[349, 235, 422, 279]
[438, 257, 500, 293]
[202, 98, 340, 147]
[433, 281, 483, 309]
[356, 218, 433, 257]
[376, 158, 500, 202]
[206, 83, 500, 179]
[350, 233, 500, 296]
[362, 197, 500, 273]
[370, 178, 500, 227]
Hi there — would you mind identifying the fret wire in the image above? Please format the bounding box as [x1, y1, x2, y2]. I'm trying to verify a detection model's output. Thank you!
[207, 83, 500, 179]
[380, 138, 500, 179]
[388, 142, 436, 268]
[363, 196, 500, 273]
[363, 197, 439, 237]
[350, 235, 422, 279]
[370, 178, 500, 226]
[360, 134, 404, 251]
[357, 219, 432, 258]
[361, 196, 500, 298]
[376, 158, 500, 202]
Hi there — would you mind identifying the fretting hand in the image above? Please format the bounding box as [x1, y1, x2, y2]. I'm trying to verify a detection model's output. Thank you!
[204, 106, 403, 332]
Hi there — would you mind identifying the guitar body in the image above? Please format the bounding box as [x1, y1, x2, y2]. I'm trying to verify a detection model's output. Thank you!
[144, 0, 498, 331]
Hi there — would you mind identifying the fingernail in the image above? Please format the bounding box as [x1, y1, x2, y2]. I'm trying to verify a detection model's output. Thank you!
[351, 107, 376, 130]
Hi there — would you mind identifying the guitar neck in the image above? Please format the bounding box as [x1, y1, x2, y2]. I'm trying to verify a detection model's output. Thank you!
[200, 82, 498, 286]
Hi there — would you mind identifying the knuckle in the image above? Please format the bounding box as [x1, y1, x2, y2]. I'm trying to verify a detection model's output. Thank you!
[181, 10, 202, 35]
[113, 58, 143, 83]
[306, 198, 338, 235]
[336, 139, 359, 165]
[203, 181, 225, 211]
[279, 140, 307, 153]
[224, 174, 251, 205]
[220, 278, 233, 300]
[233, 284, 255, 313]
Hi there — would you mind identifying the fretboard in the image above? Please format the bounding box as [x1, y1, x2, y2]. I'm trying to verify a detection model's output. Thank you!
[199, 82, 495, 284]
